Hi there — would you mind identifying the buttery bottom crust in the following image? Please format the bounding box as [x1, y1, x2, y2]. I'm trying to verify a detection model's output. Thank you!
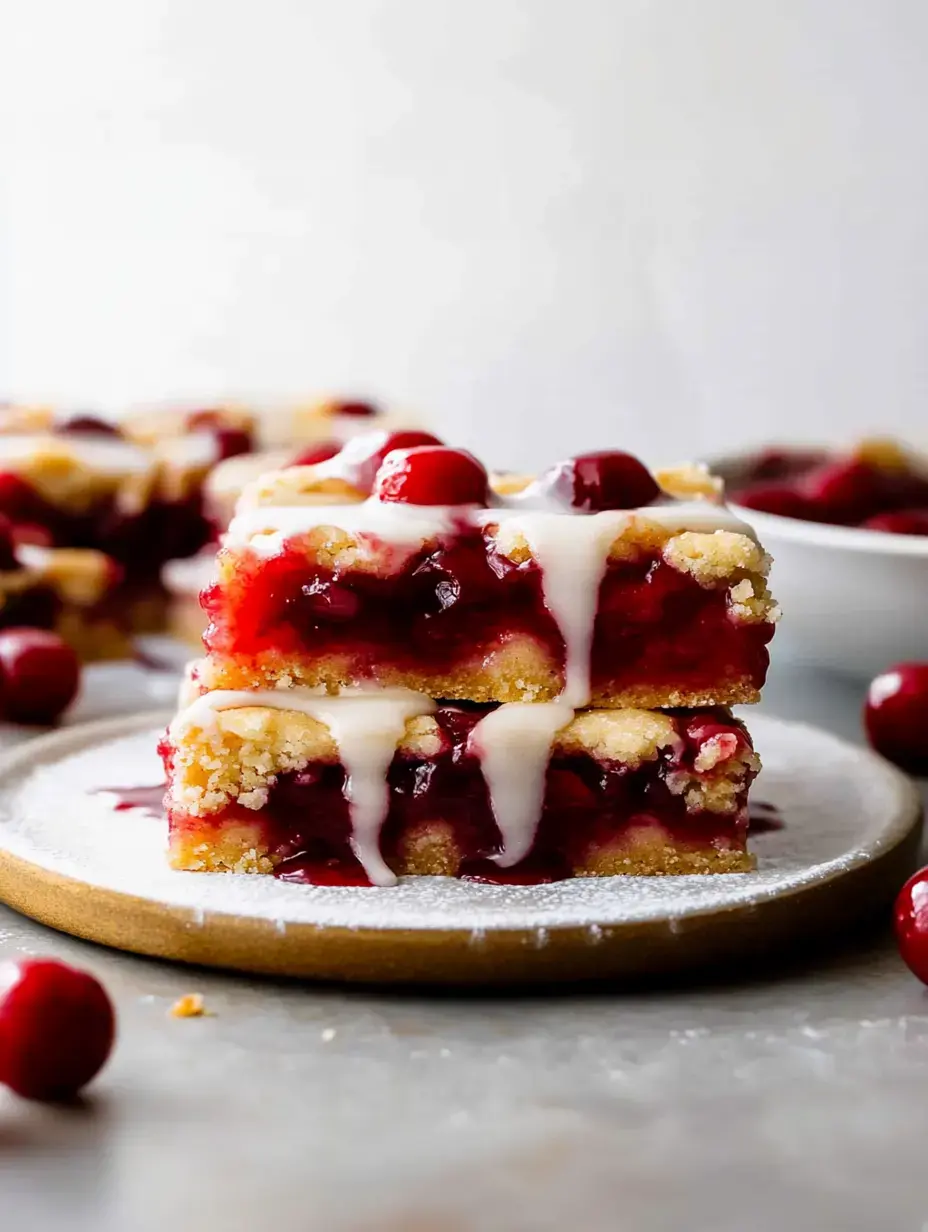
[169, 818, 754, 879]
[199, 641, 762, 710]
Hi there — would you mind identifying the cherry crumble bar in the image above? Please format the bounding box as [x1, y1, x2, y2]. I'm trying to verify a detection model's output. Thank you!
[199, 437, 779, 709]
[162, 693, 759, 885]
[161, 436, 776, 886]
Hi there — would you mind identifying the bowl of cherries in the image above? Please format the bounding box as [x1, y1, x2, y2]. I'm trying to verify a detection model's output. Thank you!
[716, 439, 928, 678]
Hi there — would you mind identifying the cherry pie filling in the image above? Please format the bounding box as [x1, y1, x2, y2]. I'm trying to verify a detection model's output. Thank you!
[730, 446, 928, 532]
[202, 529, 772, 697]
[165, 707, 755, 885]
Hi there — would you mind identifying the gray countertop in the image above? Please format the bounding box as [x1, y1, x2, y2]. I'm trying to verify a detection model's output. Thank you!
[2, 656, 927, 1232]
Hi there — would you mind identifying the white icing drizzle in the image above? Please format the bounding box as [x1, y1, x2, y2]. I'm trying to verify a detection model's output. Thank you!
[226, 497, 462, 556]
[172, 688, 436, 887]
[308, 430, 390, 484]
[469, 702, 575, 867]
[492, 510, 627, 706]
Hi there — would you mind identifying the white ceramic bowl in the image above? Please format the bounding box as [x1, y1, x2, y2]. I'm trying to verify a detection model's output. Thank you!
[711, 454, 928, 680]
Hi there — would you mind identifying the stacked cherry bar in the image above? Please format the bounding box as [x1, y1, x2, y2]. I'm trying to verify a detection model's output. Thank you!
[161, 432, 779, 885]
[730, 439, 928, 535]
[0, 399, 387, 656]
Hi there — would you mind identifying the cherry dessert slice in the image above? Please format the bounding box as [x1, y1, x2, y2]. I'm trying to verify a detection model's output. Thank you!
[0, 958, 115, 1100]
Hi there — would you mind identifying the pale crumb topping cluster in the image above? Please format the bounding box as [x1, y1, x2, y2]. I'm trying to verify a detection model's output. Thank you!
[168, 701, 755, 818]
[0, 434, 222, 513]
[0, 405, 54, 434]
[0, 547, 113, 608]
[237, 465, 365, 511]
[169, 993, 209, 1018]
[205, 448, 293, 524]
[655, 462, 724, 502]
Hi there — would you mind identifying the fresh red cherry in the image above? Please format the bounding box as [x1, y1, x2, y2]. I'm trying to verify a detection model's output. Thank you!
[0, 473, 44, 523]
[56, 415, 122, 437]
[291, 440, 341, 467]
[342, 430, 443, 492]
[0, 958, 115, 1101]
[0, 514, 19, 570]
[10, 521, 55, 549]
[864, 663, 928, 775]
[333, 400, 378, 418]
[0, 628, 81, 724]
[545, 451, 660, 512]
[732, 481, 816, 521]
[863, 509, 928, 536]
[800, 457, 887, 525]
[212, 427, 253, 461]
[895, 868, 928, 984]
[742, 447, 827, 483]
[373, 446, 490, 506]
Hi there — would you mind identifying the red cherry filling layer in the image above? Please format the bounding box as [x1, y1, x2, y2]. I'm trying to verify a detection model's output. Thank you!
[166, 707, 753, 886]
[203, 534, 772, 698]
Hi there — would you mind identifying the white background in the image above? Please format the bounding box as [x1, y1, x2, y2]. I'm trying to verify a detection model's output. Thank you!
[4, 0, 928, 469]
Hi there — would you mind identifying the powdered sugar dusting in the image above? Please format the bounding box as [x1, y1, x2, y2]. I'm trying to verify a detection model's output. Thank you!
[0, 713, 917, 934]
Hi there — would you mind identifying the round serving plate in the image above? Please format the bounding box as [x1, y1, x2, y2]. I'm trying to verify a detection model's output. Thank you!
[0, 711, 920, 986]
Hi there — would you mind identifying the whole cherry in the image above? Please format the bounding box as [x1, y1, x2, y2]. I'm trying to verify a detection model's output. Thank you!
[864, 663, 928, 775]
[56, 415, 122, 437]
[732, 481, 816, 522]
[373, 446, 490, 506]
[0, 958, 116, 1100]
[332, 400, 378, 417]
[544, 451, 660, 512]
[212, 427, 253, 461]
[0, 514, 20, 570]
[799, 457, 887, 525]
[895, 868, 928, 985]
[0, 628, 81, 724]
[863, 509, 928, 536]
[291, 440, 341, 467]
[338, 430, 443, 493]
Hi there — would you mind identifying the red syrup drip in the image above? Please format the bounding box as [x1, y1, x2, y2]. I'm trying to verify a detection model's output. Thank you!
[460, 855, 569, 885]
[273, 854, 372, 887]
[748, 801, 784, 834]
[96, 784, 166, 819]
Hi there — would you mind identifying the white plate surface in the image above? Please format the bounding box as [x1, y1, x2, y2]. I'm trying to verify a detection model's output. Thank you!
[0, 711, 918, 937]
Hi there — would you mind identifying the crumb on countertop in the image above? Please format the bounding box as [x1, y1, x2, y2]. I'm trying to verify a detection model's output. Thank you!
[169, 993, 211, 1019]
